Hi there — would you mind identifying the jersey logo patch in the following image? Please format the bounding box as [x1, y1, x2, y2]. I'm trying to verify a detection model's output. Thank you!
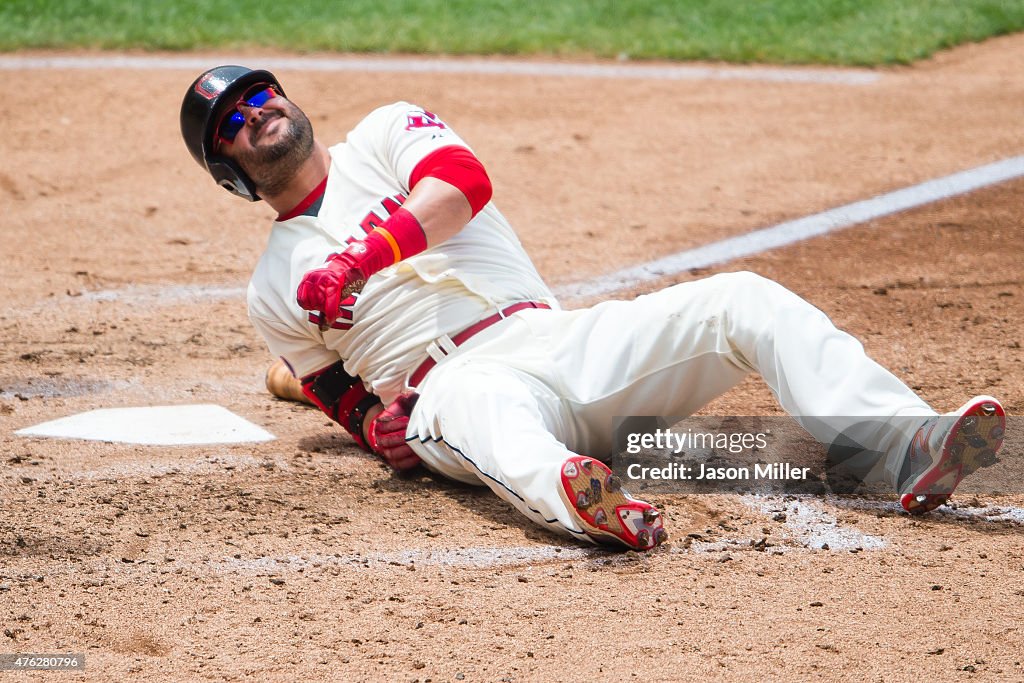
[405, 110, 448, 132]
[194, 73, 228, 100]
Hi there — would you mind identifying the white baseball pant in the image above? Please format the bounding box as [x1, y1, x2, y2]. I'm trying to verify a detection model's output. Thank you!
[406, 272, 935, 540]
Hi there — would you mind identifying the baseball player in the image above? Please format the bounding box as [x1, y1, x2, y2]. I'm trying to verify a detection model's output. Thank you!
[180, 65, 1005, 551]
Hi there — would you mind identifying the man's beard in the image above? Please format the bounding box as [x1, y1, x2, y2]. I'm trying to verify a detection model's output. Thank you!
[235, 102, 315, 198]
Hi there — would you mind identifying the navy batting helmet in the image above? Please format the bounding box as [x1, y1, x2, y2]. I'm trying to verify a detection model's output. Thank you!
[180, 65, 285, 202]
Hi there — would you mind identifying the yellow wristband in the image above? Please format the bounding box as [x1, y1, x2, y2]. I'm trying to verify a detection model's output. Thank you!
[373, 226, 403, 264]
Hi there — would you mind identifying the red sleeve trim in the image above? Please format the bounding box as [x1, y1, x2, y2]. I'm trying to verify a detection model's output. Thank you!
[277, 175, 328, 221]
[409, 145, 493, 216]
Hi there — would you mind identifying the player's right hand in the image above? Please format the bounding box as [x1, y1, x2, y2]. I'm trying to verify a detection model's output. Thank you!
[368, 391, 421, 471]
[296, 250, 367, 329]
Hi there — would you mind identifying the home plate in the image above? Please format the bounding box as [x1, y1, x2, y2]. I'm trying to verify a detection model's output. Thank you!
[15, 404, 276, 445]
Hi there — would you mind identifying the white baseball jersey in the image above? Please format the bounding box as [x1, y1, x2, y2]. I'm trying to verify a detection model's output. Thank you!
[246, 102, 557, 403]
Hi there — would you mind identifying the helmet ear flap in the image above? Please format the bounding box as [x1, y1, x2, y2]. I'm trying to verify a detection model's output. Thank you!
[208, 157, 261, 202]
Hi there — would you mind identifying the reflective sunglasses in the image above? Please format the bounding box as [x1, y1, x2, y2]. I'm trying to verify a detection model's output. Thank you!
[216, 84, 278, 144]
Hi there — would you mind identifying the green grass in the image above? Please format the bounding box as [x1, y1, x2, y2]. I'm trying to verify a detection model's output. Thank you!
[3, 0, 1024, 65]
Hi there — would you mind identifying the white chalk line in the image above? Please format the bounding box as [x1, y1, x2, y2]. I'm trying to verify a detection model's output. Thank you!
[14, 440, 1017, 540]
[7, 438, 1022, 572]
[555, 155, 1024, 301]
[742, 495, 887, 551]
[35, 495, 1012, 580]
[1, 491, 1016, 587]
[1, 452, 282, 484]
[7, 282, 246, 313]
[51, 155, 1024, 309]
[827, 495, 1024, 526]
[0, 54, 879, 85]
[79, 283, 246, 304]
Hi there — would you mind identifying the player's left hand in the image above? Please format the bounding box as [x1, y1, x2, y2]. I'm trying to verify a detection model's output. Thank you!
[296, 250, 368, 330]
[368, 391, 421, 470]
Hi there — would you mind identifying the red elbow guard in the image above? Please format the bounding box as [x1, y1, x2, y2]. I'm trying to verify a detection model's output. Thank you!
[409, 145, 493, 216]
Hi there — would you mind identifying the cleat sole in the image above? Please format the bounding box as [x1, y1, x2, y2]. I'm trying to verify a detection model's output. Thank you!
[901, 396, 1005, 514]
[559, 455, 667, 551]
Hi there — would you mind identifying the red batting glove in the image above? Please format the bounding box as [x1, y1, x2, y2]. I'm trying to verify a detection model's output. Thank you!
[296, 249, 369, 330]
[298, 210, 429, 329]
[368, 391, 421, 471]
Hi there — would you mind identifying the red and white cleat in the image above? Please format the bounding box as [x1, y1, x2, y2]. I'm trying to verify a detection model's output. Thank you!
[899, 395, 1005, 514]
[559, 455, 668, 550]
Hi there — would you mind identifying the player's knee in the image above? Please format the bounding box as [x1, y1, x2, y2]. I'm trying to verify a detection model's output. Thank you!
[717, 270, 772, 290]
[656, 271, 781, 316]
[700, 271, 812, 322]
[701, 271, 780, 304]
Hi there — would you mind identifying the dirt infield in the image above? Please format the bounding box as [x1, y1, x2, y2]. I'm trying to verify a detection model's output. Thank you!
[2, 35, 1023, 682]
